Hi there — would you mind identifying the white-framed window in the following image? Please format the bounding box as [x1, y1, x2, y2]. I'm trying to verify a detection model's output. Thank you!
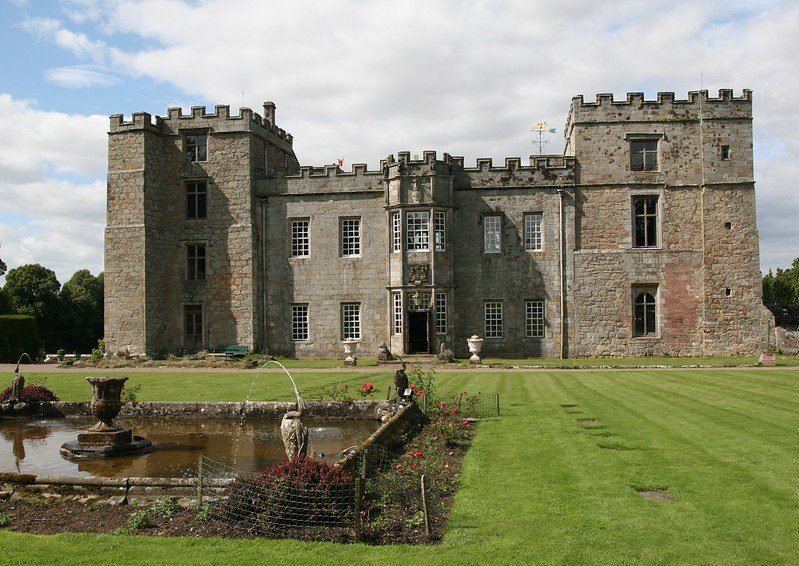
[524, 213, 543, 252]
[291, 219, 310, 257]
[633, 287, 658, 337]
[340, 218, 361, 257]
[484, 215, 501, 253]
[291, 304, 309, 341]
[342, 303, 361, 340]
[392, 212, 401, 252]
[526, 300, 545, 338]
[484, 301, 503, 338]
[185, 243, 206, 280]
[406, 211, 430, 251]
[392, 292, 402, 334]
[185, 133, 207, 162]
[435, 211, 446, 251]
[632, 195, 658, 248]
[435, 292, 447, 335]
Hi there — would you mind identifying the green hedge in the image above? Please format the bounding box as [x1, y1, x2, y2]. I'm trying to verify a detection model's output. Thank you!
[0, 315, 39, 363]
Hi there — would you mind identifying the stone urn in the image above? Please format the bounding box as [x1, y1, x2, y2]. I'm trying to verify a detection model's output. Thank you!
[60, 376, 152, 459]
[343, 338, 358, 366]
[87, 376, 127, 432]
[466, 335, 483, 365]
[759, 352, 776, 367]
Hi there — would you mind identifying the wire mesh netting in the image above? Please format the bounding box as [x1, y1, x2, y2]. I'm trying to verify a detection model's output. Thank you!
[199, 455, 358, 538]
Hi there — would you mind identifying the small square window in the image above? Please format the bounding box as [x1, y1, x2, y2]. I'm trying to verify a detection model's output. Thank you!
[484, 215, 502, 253]
[630, 139, 658, 171]
[186, 180, 207, 219]
[725, 288, 732, 297]
[185, 133, 207, 163]
[724, 221, 732, 230]
[721, 145, 731, 160]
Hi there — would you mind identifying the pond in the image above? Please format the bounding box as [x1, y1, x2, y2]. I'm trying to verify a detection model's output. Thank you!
[0, 417, 378, 478]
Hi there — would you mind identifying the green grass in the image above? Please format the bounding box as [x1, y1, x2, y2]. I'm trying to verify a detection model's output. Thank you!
[2, 368, 798, 565]
[471, 355, 799, 368]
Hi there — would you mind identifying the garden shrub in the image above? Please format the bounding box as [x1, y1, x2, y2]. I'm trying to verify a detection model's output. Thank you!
[0, 385, 59, 403]
[0, 315, 39, 363]
[219, 457, 355, 532]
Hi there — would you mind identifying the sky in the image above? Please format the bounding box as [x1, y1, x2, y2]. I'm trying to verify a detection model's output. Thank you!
[0, 0, 797, 285]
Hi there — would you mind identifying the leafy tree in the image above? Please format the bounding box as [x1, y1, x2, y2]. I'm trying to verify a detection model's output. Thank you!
[0, 256, 6, 277]
[762, 259, 799, 307]
[59, 269, 104, 352]
[3, 264, 61, 350]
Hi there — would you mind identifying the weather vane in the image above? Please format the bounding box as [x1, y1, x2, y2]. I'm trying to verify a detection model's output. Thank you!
[531, 121, 557, 155]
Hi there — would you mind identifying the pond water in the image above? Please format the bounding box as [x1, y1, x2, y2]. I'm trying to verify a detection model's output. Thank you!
[0, 417, 378, 478]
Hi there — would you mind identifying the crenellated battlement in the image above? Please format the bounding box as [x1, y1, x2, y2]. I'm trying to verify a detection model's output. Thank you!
[567, 89, 752, 131]
[277, 162, 385, 179]
[109, 102, 293, 144]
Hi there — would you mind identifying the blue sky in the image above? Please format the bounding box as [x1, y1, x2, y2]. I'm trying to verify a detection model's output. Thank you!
[1, 0, 798, 284]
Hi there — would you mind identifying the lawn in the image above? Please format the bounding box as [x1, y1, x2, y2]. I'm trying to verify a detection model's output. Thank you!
[1, 368, 797, 565]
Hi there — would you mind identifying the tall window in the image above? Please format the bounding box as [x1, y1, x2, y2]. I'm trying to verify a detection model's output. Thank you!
[435, 211, 447, 251]
[633, 196, 658, 248]
[340, 218, 361, 257]
[634, 290, 657, 337]
[291, 304, 309, 340]
[392, 292, 402, 334]
[342, 303, 361, 339]
[185, 243, 206, 280]
[484, 301, 503, 338]
[484, 215, 501, 253]
[184, 305, 203, 350]
[392, 212, 401, 252]
[291, 220, 310, 257]
[185, 133, 207, 162]
[526, 300, 545, 338]
[406, 211, 430, 251]
[435, 292, 447, 335]
[524, 213, 543, 251]
[186, 181, 207, 219]
[630, 139, 658, 171]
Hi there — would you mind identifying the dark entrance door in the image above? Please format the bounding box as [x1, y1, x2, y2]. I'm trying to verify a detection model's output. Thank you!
[407, 311, 429, 354]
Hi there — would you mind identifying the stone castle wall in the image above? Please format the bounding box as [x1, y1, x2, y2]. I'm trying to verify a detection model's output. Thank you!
[104, 90, 770, 359]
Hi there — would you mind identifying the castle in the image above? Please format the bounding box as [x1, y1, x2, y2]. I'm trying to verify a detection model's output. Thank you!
[104, 89, 772, 359]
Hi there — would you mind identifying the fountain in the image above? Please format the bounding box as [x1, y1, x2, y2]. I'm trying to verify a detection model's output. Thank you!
[60, 376, 152, 458]
[262, 360, 309, 460]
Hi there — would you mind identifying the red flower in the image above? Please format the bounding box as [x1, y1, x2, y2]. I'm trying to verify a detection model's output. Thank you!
[411, 462, 418, 469]
[414, 451, 424, 458]
[416, 390, 425, 397]
[395, 464, 403, 470]
[439, 401, 447, 409]
[362, 382, 374, 393]
[451, 407, 460, 415]
[461, 419, 471, 426]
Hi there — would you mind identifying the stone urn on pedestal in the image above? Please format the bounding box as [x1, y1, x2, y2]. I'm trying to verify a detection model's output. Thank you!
[61, 376, 152, 459]
[466, 335, 483, 365]
[343, 339, 358, 366]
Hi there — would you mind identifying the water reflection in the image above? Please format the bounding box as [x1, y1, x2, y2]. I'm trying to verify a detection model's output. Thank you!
[0, 418, 377, 478]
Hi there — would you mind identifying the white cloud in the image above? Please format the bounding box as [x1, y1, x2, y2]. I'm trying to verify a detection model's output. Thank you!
[0, 94, 106, 283]
[43, 65, 122, 88]
[7, 0, 799, 273]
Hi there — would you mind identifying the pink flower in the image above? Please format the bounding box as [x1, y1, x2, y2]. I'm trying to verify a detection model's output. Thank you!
[439, 401, 447, 409]
[444, 463, 450, 469]
[461, 419, 471, 426]
[395, 464, 402, 470]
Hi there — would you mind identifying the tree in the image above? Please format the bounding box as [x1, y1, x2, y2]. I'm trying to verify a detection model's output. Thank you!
[762, 260, 799, 307]
[3, 264, 61, 350]
[0, 256, 6, 277]
[59, 269, 104, 352]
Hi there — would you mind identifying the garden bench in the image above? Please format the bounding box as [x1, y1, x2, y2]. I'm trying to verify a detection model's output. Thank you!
[222, 345, 249, 359]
